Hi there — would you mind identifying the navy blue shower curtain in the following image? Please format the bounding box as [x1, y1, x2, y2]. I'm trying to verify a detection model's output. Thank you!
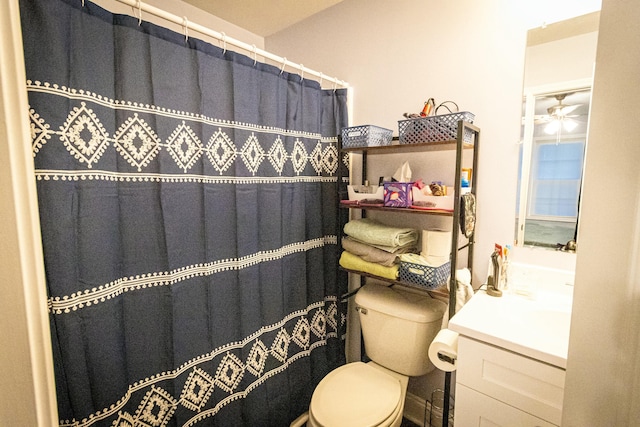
[20, 0, 348, 425]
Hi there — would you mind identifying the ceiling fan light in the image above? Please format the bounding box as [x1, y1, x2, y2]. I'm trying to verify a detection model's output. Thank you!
[563, 118, 578, 132]
[544, 120, 560, 135]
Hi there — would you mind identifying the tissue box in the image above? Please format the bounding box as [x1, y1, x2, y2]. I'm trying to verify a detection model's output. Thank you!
[383, 182, 413, 207]
[411, 187, 454, 211]
[347, 185, 384, 201]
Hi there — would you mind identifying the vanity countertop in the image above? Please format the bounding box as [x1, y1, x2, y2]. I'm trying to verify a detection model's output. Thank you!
[449, 289, 572, 369]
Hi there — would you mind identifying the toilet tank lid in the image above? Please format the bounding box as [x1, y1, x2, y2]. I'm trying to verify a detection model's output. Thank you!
[355, 283, 446, 323]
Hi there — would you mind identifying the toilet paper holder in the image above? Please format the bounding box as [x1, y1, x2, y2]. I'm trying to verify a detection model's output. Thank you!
[437, 350, 456, 366]
[429, 329, 458, 372]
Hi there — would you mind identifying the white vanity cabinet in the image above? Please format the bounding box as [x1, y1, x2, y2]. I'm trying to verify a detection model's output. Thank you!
[455, 336, 565, 426]
[448, 283, 573, 426]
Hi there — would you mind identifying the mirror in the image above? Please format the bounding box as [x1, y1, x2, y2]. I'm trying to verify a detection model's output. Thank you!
[515, 12, 599, 251]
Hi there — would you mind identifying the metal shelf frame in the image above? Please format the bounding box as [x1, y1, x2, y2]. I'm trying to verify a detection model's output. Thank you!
[337, 121, 480, 427]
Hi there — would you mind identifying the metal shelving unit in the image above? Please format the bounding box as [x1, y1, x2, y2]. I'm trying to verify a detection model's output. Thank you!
[337, 121, 480, 427]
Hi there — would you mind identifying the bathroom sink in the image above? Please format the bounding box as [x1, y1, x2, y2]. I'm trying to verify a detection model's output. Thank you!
[516, 308, 571, 351]
[519, 309, 571, 331]
[449, 290, 573, 369]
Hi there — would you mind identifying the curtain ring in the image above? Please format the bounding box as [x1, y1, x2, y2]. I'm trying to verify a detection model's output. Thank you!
[81, 0, 85, 6]
[133, 0, 142, 25]
[299, 64, 304, 82]
[280, 57, 287, 75]
[220, 32, 227, 54]
[319, 72, 324, 87]
[251, 44, 257, 66]
[333, 78, 338, 92]
[182, 16, 189, 43]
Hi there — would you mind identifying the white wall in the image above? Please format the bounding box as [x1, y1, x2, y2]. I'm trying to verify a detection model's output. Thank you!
[563, 0, 640, 424]
[0, 2, 57, 425]
[524, 31, 598, 88]
[93, 0, 264, 51]
[267, 0, 528, 289]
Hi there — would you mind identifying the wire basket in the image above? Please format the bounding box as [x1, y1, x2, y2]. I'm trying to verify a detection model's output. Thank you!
[398, 111, 475, 145]
[341, 125, 393, 148]
[398, 260, 450, 290]
[427, 389, 455, 427]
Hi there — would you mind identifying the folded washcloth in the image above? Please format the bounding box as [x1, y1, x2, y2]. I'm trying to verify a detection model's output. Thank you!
[342, 237, 399, 267]
[343, 218, 419, 249]
[399, 252, 447, 267]
[339, 250, 399, 281]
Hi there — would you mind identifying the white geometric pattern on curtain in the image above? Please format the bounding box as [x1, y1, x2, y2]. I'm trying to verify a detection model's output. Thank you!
[20, 0, 349, 426]
[28, 81, 341, 178]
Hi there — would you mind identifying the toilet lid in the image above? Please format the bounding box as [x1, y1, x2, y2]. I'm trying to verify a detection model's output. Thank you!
[310, 362, 402, 427]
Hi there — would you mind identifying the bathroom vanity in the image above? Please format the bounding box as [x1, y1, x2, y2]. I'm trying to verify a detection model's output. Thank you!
[449, 264, 574, 426]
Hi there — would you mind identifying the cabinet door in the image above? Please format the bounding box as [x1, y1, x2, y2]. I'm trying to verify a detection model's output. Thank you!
[455, 384, 557, 427]
[456, 337, 565, 425]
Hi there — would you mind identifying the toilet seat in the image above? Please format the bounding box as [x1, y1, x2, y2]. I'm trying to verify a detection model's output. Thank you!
[309, 362, 402, 427]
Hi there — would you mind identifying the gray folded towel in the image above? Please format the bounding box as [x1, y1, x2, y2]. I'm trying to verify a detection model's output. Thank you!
[342, 237, 399, 267]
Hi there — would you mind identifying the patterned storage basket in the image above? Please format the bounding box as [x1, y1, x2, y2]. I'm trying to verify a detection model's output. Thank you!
[341, 125, 393, 148]
[398, 260, 451, 290]
[398, 112, 475, 145]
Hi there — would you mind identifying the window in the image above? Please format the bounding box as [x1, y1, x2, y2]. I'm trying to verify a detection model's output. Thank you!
[530, 139, 585, 218]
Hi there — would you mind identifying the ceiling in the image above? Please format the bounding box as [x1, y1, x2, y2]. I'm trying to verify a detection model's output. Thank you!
[527, 11, 599, 46]
[180, 1, 601, 40]
[181, 0, 345, 37]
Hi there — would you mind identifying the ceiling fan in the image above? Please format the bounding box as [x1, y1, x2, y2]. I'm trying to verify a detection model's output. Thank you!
[534, 93, 581, 134]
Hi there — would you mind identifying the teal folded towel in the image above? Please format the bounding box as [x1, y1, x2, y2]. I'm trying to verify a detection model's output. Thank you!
[343, 218, 418, 249]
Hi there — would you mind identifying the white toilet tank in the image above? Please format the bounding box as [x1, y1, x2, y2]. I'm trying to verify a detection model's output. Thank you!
[355, 283, 447, 376]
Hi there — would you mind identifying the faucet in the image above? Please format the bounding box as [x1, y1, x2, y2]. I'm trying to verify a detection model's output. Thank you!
[556, 239, 577, 252]
[486, 251, 503, 297]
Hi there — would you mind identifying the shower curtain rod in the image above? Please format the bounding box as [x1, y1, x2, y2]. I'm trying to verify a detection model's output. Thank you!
[99, 0, 350, 89]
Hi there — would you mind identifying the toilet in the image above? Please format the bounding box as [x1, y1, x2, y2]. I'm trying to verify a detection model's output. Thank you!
[303, 282, 447, 427]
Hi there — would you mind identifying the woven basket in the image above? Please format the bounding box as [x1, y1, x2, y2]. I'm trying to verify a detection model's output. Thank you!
[341, 125, 393, 148]
[398, 260, 450, 290]
[398, 112, 475, 145]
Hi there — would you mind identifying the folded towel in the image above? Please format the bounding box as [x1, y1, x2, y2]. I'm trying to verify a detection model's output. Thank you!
[349, 238, 418, 254]
[339, 251, 399, 281]
[343, 218, 419, 249]
[342, 237, 399, 267]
